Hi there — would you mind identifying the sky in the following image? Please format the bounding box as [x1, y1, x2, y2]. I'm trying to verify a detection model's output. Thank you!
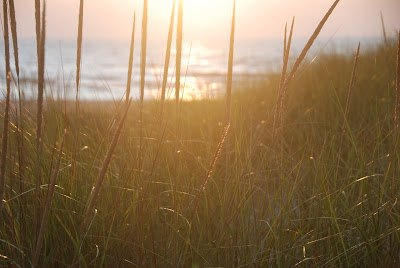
[13, 0, 400, 43]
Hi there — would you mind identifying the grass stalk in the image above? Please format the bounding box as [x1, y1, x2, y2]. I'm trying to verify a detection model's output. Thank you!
[8, 0, 26, 248]
[8, 0, 19, 81]
[0, 0, 12, 210]
[35, 0, 40, 61]
[76, 0, 84, 96]
[175, 0, 183, 160]
[190, 124, 230, 223]
[278, 17, 294, 124]
[226, 0, 236, 124]
[380, 11, 388, 47]
[73, 0, 84, 190]
[395, 33, 400, 132]
[173, 2, 183, 262]
[137, 2, 148, 262]
[126, 11, 135, 103]
[273, 0, 340, 134]
[83, 100, 132, 227]
[34, 0, 46, 242]
[139, 0, 148, 174]
[336, 43, 361, 175]
[147, 0, 176, 195]
[32, 130, 66, 267]
[225, 0, 236, 178]
[160, 0, 176, 112]
[281, 18, 295, 94]
[342, 42, 361, 133]
[273, 18, 294, 136]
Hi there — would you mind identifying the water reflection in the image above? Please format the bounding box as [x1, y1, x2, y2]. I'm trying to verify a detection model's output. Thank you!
[0, 38, 379, 101]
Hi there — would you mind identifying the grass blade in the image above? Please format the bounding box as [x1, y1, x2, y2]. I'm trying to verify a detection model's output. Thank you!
[73, 0, 84, 188]
[32, 130, 66, 267]
[76, 0, 84, 96]
[226, 0, 236, 123]
[83, 100, 132, 227]
[190, 124, 230, 223]
[225, 0, 236, 177]
[160, 0, 176, 107]
[35, 0, 40, 61]
[139, 0, 148, 173]
[34, 0, 46, 242]
[8, 0, 19, 80]
[126, 11, 135, 103]
[274, 0, 340, 135]
[395, 33, 400, 132]
[380, 11, 388, 47]
[8, 0, 26, 247]
[175, 0, 183, 160]
[0, 0, 12, 210]
[342, 42, 361, 133]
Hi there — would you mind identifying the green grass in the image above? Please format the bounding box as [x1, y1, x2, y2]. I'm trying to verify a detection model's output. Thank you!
[1, 40, 399, 267]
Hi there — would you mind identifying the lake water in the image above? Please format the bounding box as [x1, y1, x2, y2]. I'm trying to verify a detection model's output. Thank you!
[0, 37, 381, 101]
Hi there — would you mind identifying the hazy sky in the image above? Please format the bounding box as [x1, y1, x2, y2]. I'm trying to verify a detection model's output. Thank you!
[14, 0, 400, 42]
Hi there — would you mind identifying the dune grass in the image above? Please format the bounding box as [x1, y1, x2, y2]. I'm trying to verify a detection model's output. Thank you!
[0, 0, 399, 267]
[0, 0, 12, 211]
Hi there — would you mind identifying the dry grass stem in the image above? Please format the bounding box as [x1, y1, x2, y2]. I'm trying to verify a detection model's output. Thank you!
[139, 0, 148, 173]
[0, 0, 12, 210]
[226, 0, 236, 124]
[126, 11, 136, 103]
[191, 124, 230, 222]
[225, 0, 236, 177]
[273, 17, 295, 135]
[34, 0, 46, 241]
[380, 11, 388, 47]
[35, 0, 41, 61]
[73, 0, 84, 183]
[279, 17, 295, 92]
[8, 0, 19, 80]
[32, 130, 66, 267]
[76, 0, 84, 95]
[175, 0, 183, 159]
[9, 0, 26, 243]
[175, 0, 183, 104]
[342, 42, 361, 133]
[395, 32, 400, 131]
[160, 0, 176, 108]
[83, 100, 132, 227]
[273, 0, 340, 136]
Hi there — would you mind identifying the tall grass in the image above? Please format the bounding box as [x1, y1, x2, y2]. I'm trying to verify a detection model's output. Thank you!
[125, 11, 135, 103]
[225, 0, 236, 177]
[35, 0, 40, 61]
[0, 0, 12, 210]
[32, 130, 66, 266]
[160, 0, 176, 108]
[8, 0, 26, 249]
[1, 0, 400, 267]
[73, 0, 84, 190]
[175, 0, 183, 159]
[275, 17, 294, 132]
[33, 0, 46, 242]
[83, 101, 131, 226]
[8, 0, 19, 82]
[343, 42, 361, 133]
[226, 0, 236, 124]
[139, 0, 148, 174]
[396, 33, 400, 131]
[273, 0, 340, 135]
[75, 0, 84, 97]
[380, 11, 388, 46]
